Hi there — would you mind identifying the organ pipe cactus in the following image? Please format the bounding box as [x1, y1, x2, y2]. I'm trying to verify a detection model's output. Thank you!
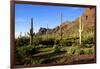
[79, 16, 84, 46]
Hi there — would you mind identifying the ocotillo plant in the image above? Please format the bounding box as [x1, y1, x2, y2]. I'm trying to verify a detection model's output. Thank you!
[79, 16, 84, 46]
[29, 17, 34, 45]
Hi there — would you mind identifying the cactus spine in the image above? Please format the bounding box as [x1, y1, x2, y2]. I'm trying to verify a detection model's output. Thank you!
[30, 17, 33, 45]
[79, 16, 84, 46]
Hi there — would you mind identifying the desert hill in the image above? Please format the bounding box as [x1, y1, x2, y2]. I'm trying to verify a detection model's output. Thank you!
[37, 7, 95, 39]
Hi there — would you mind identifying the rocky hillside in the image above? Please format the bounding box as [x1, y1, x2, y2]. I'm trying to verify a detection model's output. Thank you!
[37, 7, 95, 38]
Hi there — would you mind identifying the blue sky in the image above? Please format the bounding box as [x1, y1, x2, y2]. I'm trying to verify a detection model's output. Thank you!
[15, 4, 85, 37]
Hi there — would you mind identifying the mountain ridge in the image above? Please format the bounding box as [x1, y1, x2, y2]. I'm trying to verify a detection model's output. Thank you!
[37, 7, 95, 38]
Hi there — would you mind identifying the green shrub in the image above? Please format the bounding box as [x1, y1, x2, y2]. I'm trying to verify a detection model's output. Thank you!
[15, 45, 38, 65]
[31, 58, 42, 64]
[80, 50, 85, 55]
[67, 46, 79, 55]
[85, 49, 94, 55]
[15, 36, 30, 47]
[40, 38, 55, 46]
[16, 48, 25, 64]
[83, 37, 93, 44]
[33, 36, 42, 45]
[54, 39, 60, 45]
[59, 39, 73, 46]
[53, 45, 61, 53]
[80, 49, 94, 55]
[67, 37, 79, 40]
[84, 44, 93, 48]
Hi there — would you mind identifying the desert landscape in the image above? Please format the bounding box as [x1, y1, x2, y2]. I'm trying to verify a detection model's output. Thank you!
[15, 5, 96, 66]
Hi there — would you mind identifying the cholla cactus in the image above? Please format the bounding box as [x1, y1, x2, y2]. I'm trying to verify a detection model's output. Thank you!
[79, 16, 84, 46]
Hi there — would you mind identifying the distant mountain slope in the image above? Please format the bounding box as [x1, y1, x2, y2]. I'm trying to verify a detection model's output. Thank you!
[37, 7, 95, 38]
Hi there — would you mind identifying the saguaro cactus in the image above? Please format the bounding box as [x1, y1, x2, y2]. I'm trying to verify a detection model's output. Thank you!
[46, 24, 48, 40]
[79, 16, 84, 46]
[25, 32, 26, 36]
[29, 17, 34, 45]
[60, 13, 63, 40]
[19, 32, 22, 38]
